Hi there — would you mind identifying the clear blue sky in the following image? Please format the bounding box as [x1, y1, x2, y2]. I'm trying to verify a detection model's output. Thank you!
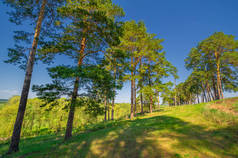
[0, 0, 237, 102]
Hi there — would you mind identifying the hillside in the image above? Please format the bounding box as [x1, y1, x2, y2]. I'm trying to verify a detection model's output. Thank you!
[0, 97, 238, 158]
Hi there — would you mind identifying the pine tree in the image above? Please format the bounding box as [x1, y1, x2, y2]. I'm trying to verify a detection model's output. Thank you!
[36, 0, 124, 140]
[4, 0, 65, 153]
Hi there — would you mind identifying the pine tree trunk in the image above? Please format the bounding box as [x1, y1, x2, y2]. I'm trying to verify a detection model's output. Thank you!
[64, 76, 79, 140]
[174, 79, 177, 106]
[207, 83, 214, 101]
[212, 76, 218, 100]
[130, 57, 134, 119]
[111, 66, 116, 120]
[197, 93, 200, 104]
[107, 102, 110, 121]
[139, 60, 143, 114]
[111, 97, 115, 120]
[215, 51, 223, 100]
[134, 78, 137, 114]
[64, 37, 86, 140]
[104, 96, 107, 121]
[157, 95, 160, 110]
[140, 92, 143, 114]
[8, 0, 47, 153]
[130, 78, 134, 119]
[150, 95, 153, 113]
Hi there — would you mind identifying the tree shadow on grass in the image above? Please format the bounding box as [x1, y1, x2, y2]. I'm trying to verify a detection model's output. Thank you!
[44, 115, 238, 158]
[1, 115, 238, 158]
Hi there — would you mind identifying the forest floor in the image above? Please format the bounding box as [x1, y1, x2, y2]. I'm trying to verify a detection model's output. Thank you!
[0, 97, 238, 158]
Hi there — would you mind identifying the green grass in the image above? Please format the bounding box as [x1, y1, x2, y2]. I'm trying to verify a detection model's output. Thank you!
[1, 98, 238, 158]
[0, 99, 7, 110]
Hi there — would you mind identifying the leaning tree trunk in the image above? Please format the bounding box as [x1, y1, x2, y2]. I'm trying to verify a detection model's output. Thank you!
[64, 76, 79, 140]
[8, 0, 47, 153]
[64, 37, 86, 140]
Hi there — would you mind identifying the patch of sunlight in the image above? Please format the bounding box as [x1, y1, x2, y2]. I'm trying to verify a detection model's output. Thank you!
[105, 131, 119, 140]
[90, 139, 104, 156]
[77, 141, 86, 150]
[119, 141, 125, 147]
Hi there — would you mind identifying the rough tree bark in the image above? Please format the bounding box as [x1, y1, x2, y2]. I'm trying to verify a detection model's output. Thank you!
[8, 0, 47, 153]
[64, 37, 86, 140]
[64, 76, 79, 140]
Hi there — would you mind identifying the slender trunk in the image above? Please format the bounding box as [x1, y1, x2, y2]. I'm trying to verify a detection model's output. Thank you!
[64, 76, 79, 140]
[107, 102, 110, 121]
[197, 93, 200, 104]
[150, 95, 153, 113]
[201, 84, 207, 102]
[64, 37, 86, 140]
[139, 60, 143, 114]
[8, 0, 47, 153]
[157, 94, 160, 110]
[215, 51, 223, 100]
[140, 92, 143, 114]
[174, 79, 177, 106]
[111, 98, 114, 120]
[130, 57, 134, 119]
[148, 62, 153, 113]
[220, 81, 224, 99]
[104, 96, 107, 121]
[134, 78, 137, 114]
[111, 66, 116, 120]
[212, 76, 218, 100]
[130, 77, 134, 119]
[207, 83, 214, 101]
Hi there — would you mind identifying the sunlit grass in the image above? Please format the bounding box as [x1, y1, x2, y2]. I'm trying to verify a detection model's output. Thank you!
[1, 98, 238, 158]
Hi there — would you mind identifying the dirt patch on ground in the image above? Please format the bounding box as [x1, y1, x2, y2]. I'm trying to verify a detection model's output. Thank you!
[209, 104, 238, 116]
[215, 97, 238, 105]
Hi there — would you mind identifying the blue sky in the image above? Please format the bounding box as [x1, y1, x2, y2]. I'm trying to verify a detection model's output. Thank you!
[0, 0, 237, 102]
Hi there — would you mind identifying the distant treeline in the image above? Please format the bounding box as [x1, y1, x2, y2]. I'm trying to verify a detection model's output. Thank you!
[0, 99, 8, 103]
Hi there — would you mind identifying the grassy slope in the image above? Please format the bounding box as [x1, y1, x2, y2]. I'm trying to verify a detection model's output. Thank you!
[1, 98, 238, 158]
